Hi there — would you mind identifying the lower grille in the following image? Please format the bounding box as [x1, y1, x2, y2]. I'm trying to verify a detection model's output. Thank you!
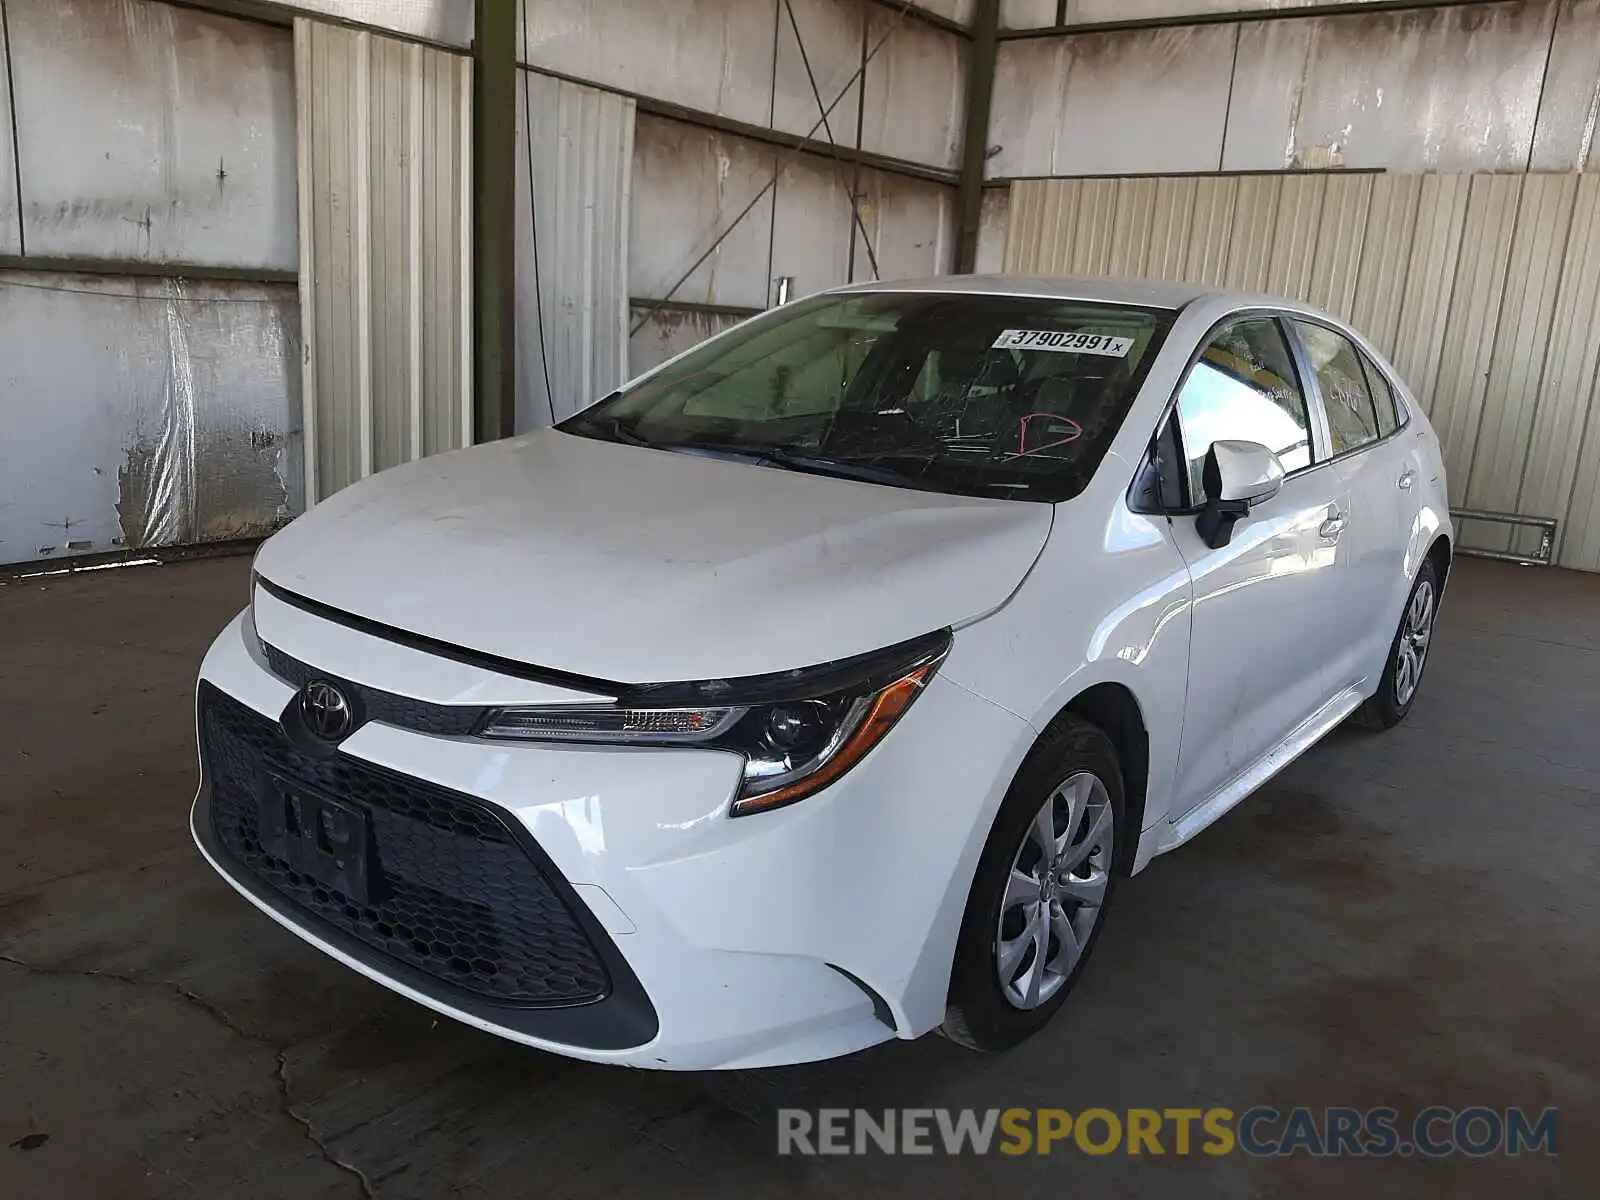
[201, 686, 610, 1007]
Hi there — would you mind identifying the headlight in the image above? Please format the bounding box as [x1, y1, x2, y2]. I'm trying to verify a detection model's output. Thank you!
[478, 630, 951, 816]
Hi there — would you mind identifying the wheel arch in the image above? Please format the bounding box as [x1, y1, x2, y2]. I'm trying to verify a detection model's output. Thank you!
[1042, 682, 1149, 876]
[1426, 532, 1452, 591]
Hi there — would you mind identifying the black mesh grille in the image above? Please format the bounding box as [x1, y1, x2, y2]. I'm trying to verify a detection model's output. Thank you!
[202, 686, 610, 1006]
[261, 642, 486, 737]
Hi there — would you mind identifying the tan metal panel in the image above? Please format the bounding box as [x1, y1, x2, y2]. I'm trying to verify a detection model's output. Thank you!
[1183, 176, 1238, 287]
[1070, 179, 1121, 276]
[1429, 175, 1522, 505]
[1388, 175, 1472, 423]
[1306, 173, 1373, 321]
[1265, 174, 1325, 301]
[998, 170, 1600, 570]
[1348, 175, 1423, 358]
[1032, 179, 1082, 274]
[1107, 178, 1159, 278]
[1004, 178, 1075, 274]
[1545, 175, 1600, 570]
[1224, 175, 1279, 292]
[297, 19, 472, 504]
[1001, 179, 1040, 272]
[1462, 175, 1579, 551]
[1147, 175, 1199, 281]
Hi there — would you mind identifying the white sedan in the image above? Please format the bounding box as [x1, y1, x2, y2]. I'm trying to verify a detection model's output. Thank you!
[191, 277, 1451, 1068]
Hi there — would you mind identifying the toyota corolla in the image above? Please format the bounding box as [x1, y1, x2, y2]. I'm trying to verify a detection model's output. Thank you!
[191, 276, 1451, 1069]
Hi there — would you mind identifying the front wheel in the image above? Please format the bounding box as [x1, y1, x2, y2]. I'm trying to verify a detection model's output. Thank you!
[1357, 559, 1440, 730]
[942, 717, 1123, 1052]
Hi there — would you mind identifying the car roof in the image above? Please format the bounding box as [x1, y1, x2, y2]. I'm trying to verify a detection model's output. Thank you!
[829, 274, 1335, 319]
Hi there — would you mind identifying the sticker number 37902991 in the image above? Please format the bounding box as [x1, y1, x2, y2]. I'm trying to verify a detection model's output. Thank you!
[992, 329, 1135, 357]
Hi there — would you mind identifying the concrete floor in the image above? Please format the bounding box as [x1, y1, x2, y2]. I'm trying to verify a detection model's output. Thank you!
[1, 554, 1596, 1199]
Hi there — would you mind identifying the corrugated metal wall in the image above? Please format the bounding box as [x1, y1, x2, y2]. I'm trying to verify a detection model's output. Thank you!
[295, 18, 473, 504]
[514, 70, 634, 430]
[0, 0, 302, 567]
[1004, 172, 1600, 571]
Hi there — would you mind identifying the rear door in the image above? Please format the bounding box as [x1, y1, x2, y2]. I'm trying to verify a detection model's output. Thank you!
[1160, 314, 1353, 821]
[1288, 319, 1419, 691]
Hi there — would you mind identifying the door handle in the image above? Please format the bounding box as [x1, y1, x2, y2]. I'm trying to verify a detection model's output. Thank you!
[1398, 469, 1416, 491]
[1319, 515, 1347, 540]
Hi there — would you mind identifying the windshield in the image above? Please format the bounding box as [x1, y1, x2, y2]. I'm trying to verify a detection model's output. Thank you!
[558, 292, 1175, 502]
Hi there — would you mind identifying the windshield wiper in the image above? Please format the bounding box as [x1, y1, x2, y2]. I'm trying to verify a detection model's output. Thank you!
[572, 415, 653, 448]
[650, 440, 959, 494]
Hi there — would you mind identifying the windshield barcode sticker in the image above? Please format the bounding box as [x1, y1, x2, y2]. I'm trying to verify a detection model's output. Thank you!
[992, 330, 1135, 357]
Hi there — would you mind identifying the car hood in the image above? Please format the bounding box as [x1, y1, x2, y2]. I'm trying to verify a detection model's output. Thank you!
[254, 429, 1053, 684]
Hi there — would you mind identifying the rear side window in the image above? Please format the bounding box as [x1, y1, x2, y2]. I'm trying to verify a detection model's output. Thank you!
[1361, 353, 1403, 436]
[1294, 320, 1380, 454]
[1174, 316, 1313, 502]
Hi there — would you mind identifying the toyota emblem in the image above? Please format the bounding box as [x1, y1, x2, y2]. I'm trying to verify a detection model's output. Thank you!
[299, 680, 354, 741]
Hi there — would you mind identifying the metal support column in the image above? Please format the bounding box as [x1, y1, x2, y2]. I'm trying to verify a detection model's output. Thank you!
[473, 0, 517, 442]
[954, 0, 1000, 274]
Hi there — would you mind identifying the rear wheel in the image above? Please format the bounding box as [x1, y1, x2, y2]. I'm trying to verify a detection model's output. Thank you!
[942, 718, 1123, 1052]
[1357, 560, 1439, 730]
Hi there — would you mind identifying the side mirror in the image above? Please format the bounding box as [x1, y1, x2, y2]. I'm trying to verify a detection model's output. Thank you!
[1196, 440, 1286, 549]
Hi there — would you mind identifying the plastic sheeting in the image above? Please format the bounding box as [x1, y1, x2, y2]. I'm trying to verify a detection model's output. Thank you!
[0, 273, 302, 566]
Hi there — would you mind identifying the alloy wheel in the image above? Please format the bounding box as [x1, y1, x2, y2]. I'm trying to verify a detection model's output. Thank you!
[1394, 578, 1435, 707]
[995, 771, 1114, 1010]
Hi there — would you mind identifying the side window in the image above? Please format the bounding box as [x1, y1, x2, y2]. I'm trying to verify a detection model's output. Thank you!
[1293, 320, 1380, 454]
[1174, 317, 1313, 503]
[1361, 352, 1403, 436]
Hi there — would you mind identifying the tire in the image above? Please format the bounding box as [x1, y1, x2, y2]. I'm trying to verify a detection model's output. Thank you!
[1356, 558, 1440, 730]
[941, 716, 1124, 1052]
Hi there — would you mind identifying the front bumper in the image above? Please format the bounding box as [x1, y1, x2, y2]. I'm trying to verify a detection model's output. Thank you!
[191, 589, 1033, 1069]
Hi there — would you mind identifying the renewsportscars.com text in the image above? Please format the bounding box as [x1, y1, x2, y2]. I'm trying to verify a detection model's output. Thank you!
[777, 1106, 1558, 1158]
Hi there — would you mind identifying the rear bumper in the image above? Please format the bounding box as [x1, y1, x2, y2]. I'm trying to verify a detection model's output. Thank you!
[190, 593, 1033, 1069]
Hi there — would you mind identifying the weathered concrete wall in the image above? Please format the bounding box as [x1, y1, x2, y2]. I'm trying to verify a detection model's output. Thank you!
[990, 0, 1600, 178]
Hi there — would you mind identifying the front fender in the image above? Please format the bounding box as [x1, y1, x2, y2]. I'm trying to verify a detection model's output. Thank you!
[939, 481, 1195, 855]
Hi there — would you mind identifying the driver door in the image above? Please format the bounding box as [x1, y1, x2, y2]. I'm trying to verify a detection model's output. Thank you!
[1159, 314, 1352, 823]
